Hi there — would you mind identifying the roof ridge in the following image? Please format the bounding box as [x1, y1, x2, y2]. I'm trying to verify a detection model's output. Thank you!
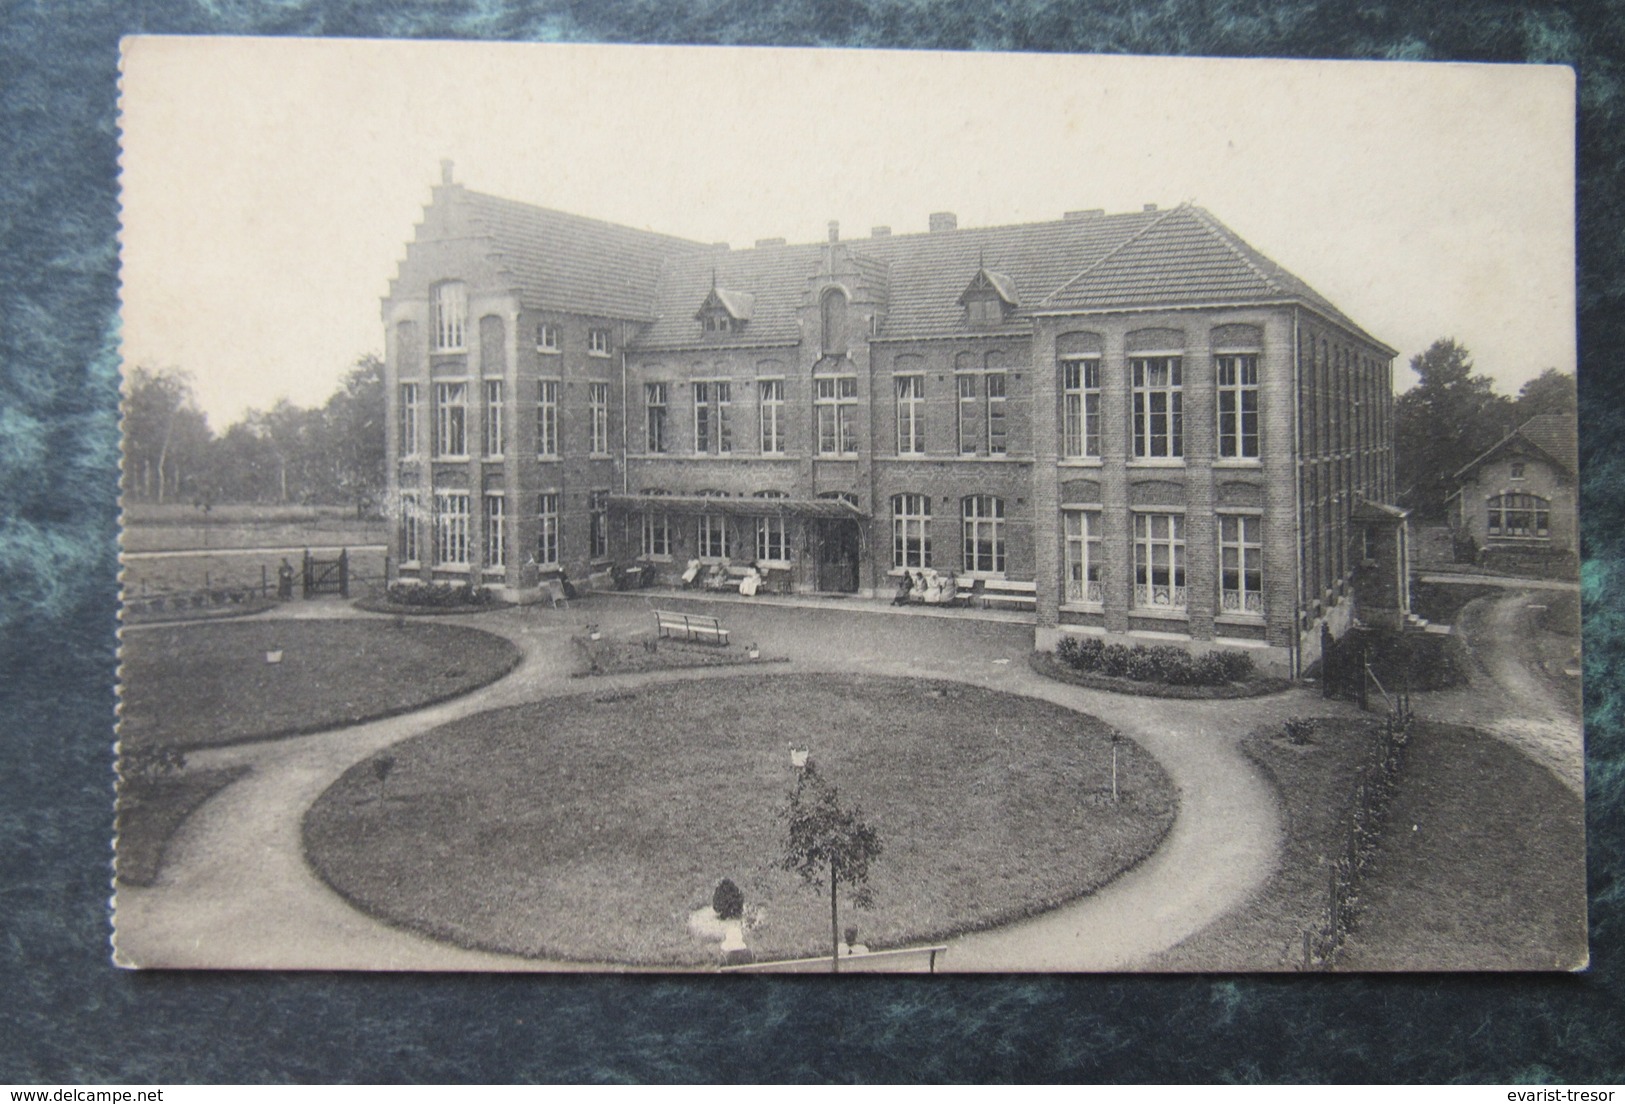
[1185, 206, 1286, 297]
[461, 188, 707, 249]
[1039, 204, 1188, 307]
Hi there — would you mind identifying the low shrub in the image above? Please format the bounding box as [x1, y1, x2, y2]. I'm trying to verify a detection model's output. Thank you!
[1054, 637, 1255, 687]
[711, 878, 744, 921]
[384, 581, 495, 609]
[1283, 717, 1316, 745]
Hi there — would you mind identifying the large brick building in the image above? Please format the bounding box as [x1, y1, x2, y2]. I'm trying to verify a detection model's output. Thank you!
[383, 164, 1398, 674]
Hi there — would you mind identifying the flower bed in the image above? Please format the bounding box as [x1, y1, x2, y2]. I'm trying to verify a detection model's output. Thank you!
[1030, 641, 1290, 699]
[352, 581, 514, 616]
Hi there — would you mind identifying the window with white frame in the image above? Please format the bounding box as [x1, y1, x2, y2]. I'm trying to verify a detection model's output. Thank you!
[957, 374, 978, 454]
[1216, 354, 1260, 459]
[896, 374, 925, 455]
[986, 372, 1007, 455]
[589, 489, 609, 560]
[1061, 358, 1101, 458]
[483, 493, 506, 568]
[434, 382, 467, 457]
[588, 328, 611, 356]
[815, 376, 858, 455]
[535, 323, 560, 352]
[1131, 356, 1184, 459]
[962, 495, 1005, 573]
[536, 380, 559, 457]
[646, 383, 668, 453]
[399, 383, 421, 457]
[759, 379, 784, 454]
[433, 491, 470, 566]
[484, 380, 505, 457]
[1487, 493, 1550, 539]
[1510, 462, 1526, 481]
[641, 490, 671, 557]
[1133, 513, 1186, 610]
[754, 491, 789, 562]
[1219, 514, 1263, 614]
[1063, 509, 1103, 605]
[892, 493, 931, 569]
[694, 380, 732, 454]
[399, 492, 420, 563]
[536, 493, 560, 566]
[698, 512, 731, 559]
[432, 282, 467, 351]
[589, 382, 609, 454]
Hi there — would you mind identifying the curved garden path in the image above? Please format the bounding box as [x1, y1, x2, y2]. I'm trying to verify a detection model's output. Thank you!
[115, 594, 1342, 971]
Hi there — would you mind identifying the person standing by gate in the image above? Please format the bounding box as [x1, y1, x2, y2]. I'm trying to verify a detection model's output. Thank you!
[276, 558, 295, 601]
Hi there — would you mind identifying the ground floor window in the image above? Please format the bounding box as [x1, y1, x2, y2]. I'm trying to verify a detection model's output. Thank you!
[642, 512, 670, 557]
[1487, 493, 1550, 538]
[589, 490, 609, 560]
[756, 515, 788, 562]
[399, 493, 420, 563]
[892, 493, 931, 569]
[536, 493, 560, 566]
[962, 495, 1005, 574]
[699, 513, 731, 559]
[434, 491, 470, 566]
[1063, 509, 1102, 605]
[1219, 514, 1262, 615]
[1133, 512, 1185, 610]
[483, 493, 506, 568]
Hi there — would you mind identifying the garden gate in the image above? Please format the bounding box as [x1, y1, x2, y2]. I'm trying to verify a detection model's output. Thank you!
[302, 549, 349, 599]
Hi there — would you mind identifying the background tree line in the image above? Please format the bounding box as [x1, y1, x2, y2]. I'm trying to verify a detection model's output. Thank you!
[1395, 338, 1576, 521]
[122, 354, 385, 513]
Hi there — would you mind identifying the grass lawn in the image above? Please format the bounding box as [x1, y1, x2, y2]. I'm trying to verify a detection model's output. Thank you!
[1150, 715, 1391, 970]
[115, 765, 251, 885]
[302, 674, 1177, 966]
[119, 620, 521, 749]
[1028, 651, 1292, 699]
[122, 547, 390, 599]
[1337, 723, 1587, 971]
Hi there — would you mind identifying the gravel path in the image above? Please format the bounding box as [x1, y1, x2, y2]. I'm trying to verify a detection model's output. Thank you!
[115, 595, 1308, 972]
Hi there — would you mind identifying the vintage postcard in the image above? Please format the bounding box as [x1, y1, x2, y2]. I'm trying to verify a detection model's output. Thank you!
[114, 38, 1583, 972]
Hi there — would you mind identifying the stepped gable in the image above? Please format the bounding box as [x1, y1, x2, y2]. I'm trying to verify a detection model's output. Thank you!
[460, 189, 707, 322]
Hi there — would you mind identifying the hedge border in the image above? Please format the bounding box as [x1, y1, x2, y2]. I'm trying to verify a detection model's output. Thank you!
[1028, 651, 1294, 699]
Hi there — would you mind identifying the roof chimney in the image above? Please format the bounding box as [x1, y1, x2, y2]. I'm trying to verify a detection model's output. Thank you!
[871, 226, 891, 238]
[929, 211, 958, 233]
[440, 159, 455, 185]
[1143, 203, 1158, 212]
[1064, 209, 1105, 221]
[828, 221, 840, 243]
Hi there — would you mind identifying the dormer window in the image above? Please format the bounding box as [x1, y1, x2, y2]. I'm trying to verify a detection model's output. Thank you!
[957, 267, 1018, 329]
[696, 286, 754, 337]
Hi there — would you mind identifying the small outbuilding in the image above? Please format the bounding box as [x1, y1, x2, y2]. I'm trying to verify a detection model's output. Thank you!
[1449, 414, 1578, 575]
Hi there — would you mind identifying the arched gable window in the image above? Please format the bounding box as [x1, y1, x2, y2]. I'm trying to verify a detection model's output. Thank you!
[820, 288, 849, 356]
[1487, 494, 1550, 539]
[431, 281, 467, 351]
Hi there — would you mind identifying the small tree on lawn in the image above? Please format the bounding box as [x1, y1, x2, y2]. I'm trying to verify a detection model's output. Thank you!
[779, 761, 883, 973]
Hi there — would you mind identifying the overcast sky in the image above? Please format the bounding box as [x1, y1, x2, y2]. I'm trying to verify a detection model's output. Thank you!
[120, 39, 1575, 427]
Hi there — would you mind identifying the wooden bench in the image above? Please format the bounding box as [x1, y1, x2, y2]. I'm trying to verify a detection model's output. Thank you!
[654, 609, 730, 646]
[980, 579, 1037, 611]
[720, 944, 949, 974]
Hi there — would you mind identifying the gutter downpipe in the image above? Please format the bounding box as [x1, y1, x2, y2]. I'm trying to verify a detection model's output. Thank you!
[620, 346, 629, 495]
[1291, 305, 1303, 680]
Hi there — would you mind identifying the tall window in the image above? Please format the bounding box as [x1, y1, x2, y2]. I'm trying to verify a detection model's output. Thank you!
[896, 374, 925, 455]
[986, 372, 1007, 455]
[820, 289, 848, 356]
[645, 383, 668, 453]
[957, 374, 978, 454]
[483, 493, 506, 568]
[815, 376, 858, 455]
[589, 489, 609, 559]
[588, 328, 611, 356]
[1216, 355, 1260, 459]
[483, 380, 505, 457]
[1219, 515, 1263, 614]
[399, 492, 420, 563]
[536, 380, 559, 457]
[399, 383, 420, 457]
[1131, 356, 1184, 459]
[1064, 510, 1103, 605]
[642, 491, 671, 557]
[694, 380, 732, 454]
[698, 512, 731, 559]
[1133, 513, 1186, 610]
[433, 491, 470, 565]
[759, 379, 784, 454]
[892, 493, 931, 569]
[754, 491, 789, 562]
[432, 282, 467, 351]
[535, 323, 560, 352]
[962, 495, 1005, 574]
[588, 382, 609, 454]
[536, 493, 560, 566]
[435, 382, 467, 457]
[1061, 358, 1101, 458]
[1487, 493, 1551, 538]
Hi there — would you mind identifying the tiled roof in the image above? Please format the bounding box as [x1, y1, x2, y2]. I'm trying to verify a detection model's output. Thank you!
[1454, 413, 1579, 480]
[460, 190, 708, 321]
[637, 243, 826, 349]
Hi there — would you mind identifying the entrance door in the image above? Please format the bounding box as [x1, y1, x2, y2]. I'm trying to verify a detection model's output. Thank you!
[814, 519, 860, 593]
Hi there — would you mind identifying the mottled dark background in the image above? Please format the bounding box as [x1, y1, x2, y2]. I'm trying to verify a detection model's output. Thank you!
[2, 0, 1621, 1084]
